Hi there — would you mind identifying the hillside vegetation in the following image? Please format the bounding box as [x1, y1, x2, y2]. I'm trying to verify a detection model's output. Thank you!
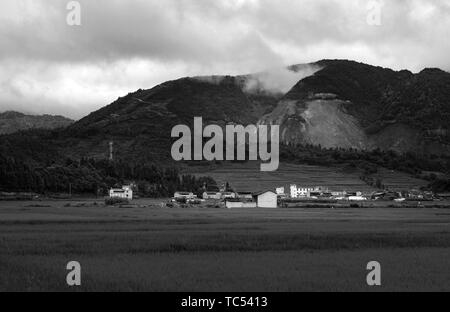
[0, 111, 73, 135]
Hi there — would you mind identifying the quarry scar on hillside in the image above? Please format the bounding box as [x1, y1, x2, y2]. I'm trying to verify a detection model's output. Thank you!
[171, 117, 280, 172]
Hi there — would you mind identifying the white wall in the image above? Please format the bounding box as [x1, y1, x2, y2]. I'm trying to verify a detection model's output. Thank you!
[226, 202, 257, 209]
[110, 188, 133, 200]
[257, 192, 278, 208]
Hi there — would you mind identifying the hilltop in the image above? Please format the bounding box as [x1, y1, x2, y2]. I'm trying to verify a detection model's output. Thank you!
[0, 111, 73, 135]
[260, 60, 450, 154]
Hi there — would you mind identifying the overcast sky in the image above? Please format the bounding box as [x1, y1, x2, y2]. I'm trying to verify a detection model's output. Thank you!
[1, 0, 449, 119]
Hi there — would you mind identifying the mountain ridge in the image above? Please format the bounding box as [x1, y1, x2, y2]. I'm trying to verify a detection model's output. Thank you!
[2, 59, 450, 164]
[1, 59, 450, 194]
[0, 111, 73, 135]
[259, 59, 450, 154]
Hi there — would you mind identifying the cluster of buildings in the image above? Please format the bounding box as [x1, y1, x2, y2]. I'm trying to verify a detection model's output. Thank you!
[280, 185, 440, 202]
[173, 190, 278, 209]
[109, 183, 447, 208]
[171, 183, 373, 209]
[279, 185, 366, 201]
[371, 189, 434, 201]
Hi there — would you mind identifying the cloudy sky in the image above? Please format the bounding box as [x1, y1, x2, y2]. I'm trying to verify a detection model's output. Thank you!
[1, 0, 449, 119]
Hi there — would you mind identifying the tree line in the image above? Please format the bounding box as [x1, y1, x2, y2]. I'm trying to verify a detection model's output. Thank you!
[0, 155, 217, 197]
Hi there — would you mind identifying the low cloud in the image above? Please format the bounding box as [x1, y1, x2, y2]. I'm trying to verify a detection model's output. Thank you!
[244, 65, 322, 94]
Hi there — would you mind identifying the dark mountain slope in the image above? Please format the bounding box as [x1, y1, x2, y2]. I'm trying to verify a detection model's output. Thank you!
[284, 60, 412, 126]
[0, 111, 73, 135]
[49, 75, 280, 162]
[382, 68, 450, 133]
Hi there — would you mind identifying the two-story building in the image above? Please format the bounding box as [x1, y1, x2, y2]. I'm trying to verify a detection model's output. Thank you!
[109, 185, 133, 200]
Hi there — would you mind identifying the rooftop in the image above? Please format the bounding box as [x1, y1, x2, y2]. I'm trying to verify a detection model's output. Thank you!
[253, 190, 277, 196]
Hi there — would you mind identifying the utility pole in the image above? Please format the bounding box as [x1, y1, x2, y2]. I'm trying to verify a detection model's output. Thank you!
[109, 141, 114, 161]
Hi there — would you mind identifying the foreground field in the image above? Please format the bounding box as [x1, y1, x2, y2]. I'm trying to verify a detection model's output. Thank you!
[0, 199, 449, 291]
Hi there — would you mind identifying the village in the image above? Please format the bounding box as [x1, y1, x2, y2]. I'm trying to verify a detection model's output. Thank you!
[107, 183, 450, 209]
[2, 182, 448, 209]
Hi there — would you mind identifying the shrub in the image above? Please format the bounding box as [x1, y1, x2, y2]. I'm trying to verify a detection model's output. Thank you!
[105, 197, 129, 205]
[174, 197, 187, 204]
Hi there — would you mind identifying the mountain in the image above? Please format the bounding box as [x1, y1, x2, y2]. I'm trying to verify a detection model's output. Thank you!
[3, 60, 450, 163]
[55, 74, 284, 162]
[3, 60, 450, 165]
[1, 59, 450, 194]
[260, 60, 450, 154]
[0, 111, 73, 135]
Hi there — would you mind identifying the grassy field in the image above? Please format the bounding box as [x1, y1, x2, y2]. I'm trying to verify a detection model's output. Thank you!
[0, 199, 449, 291]
[185, 162, 428, 192]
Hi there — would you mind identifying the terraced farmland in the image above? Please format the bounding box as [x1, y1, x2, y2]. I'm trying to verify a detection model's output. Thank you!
[185, 162, 428, 193]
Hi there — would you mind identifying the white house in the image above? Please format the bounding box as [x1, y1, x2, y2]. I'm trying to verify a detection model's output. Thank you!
[174, 192, 197, 199]
[221, 192, 236, 199]
[109, 185, 133, 200]
[253, 190, 278, 208]
[290, 185, 298, 198]
[290, 185, 329, 198]
[290, 185, 315, 198]
[348, 196, 367, 201]
[203, 192, 221, 200]
[332, 191, 347, 197]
